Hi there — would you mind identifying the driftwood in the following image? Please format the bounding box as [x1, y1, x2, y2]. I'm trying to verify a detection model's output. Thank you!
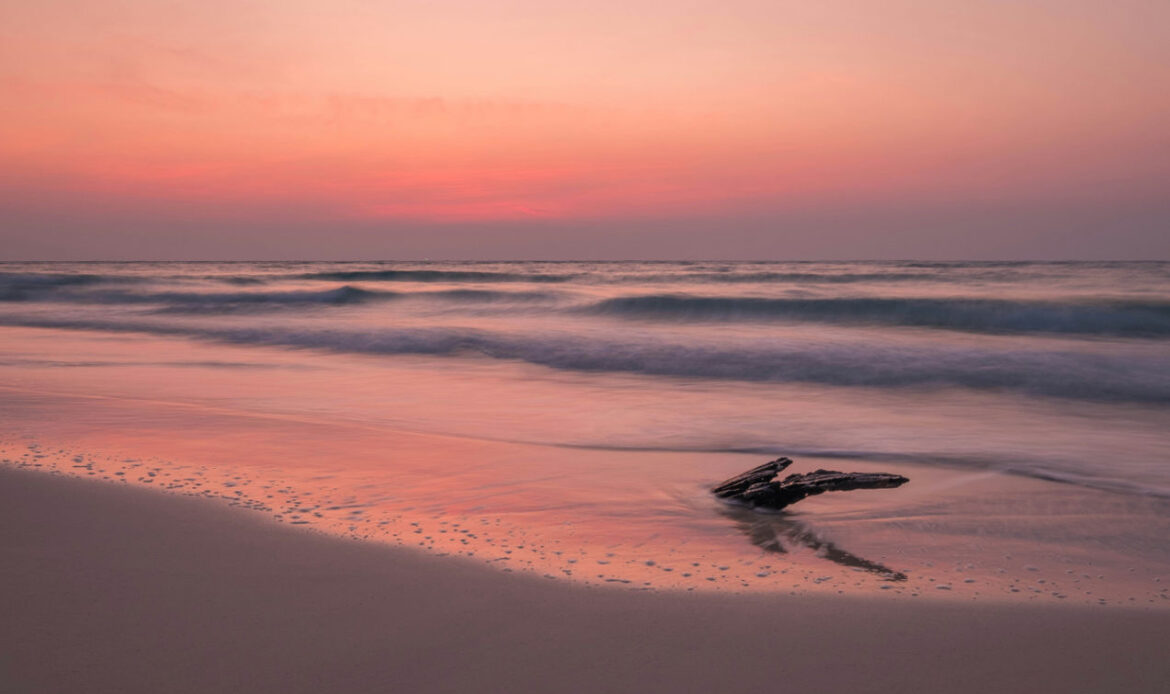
[712, 457, 908, 511]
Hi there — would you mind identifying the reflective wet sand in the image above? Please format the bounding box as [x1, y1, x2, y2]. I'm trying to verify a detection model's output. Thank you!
[4, 360, 1167, 606]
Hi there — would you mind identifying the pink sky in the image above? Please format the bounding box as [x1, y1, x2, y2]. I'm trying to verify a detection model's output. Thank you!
[2, 0, 1168, 259]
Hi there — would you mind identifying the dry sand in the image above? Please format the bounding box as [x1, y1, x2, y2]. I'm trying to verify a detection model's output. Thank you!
[3, 466, 1169, 693]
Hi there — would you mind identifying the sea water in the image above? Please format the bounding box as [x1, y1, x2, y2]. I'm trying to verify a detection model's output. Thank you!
[2, 261, 1168, 601]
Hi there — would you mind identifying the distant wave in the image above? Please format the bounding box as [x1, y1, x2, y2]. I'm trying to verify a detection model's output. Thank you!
[8, 263, 1168, 292]
[169, 285, 386, 304]
[0, 272, 146, 298]
[420, 289, 559, 303]
[0, 272, 114, 288]
[590, 295, 1170, 337]
[0, 285, 394, 309]
[0, 284, 559, 312]
[297, 268, 945, 285]
[291, 269, 982, 285]
[4, 316, 1169, 404]
[300, 269, 579, 283]
[212, 276, 269, 285]
[144, 286, 394, 312]
[630, 271, 944, 283]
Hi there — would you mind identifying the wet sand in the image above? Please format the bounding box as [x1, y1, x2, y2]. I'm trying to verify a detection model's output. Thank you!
[2, 327, 1169, 605]
[4, 380, 1170, 604]
[3, 465, 1168, 694]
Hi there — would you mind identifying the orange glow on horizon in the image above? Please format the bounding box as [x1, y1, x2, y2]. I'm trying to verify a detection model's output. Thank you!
[1, 0, 1168, 235]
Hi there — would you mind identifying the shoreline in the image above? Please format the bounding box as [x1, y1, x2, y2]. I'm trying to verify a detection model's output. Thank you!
[4, 410, 1169, 606]
[4, 464, 1170, 693]
[2, 323, 1169, 609]
[1, 323, 1168, 607]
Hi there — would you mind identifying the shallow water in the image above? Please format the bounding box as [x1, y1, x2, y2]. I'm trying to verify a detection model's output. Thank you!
[1, 261, 1168, 604]
[3, 261, 1168, 494]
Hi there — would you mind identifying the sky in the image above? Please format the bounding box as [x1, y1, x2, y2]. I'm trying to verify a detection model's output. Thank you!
[1, 0, 1168, 260]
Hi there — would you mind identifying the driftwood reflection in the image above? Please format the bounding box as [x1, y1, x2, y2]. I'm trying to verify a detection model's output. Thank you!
[717, 505, 907, 581]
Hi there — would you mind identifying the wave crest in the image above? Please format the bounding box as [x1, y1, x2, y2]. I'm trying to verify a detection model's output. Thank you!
[4, 316, 1168, 404]
[590, 295, 1170, 337]
[300, 269, 577, 283]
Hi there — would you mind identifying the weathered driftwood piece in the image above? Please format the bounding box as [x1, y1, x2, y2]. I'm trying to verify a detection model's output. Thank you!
[710, 457, 793, 498]
[713, 458, 908, 511]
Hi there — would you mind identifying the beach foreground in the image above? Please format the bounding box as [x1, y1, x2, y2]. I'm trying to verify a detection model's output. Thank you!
[3, 466, 1168, 694]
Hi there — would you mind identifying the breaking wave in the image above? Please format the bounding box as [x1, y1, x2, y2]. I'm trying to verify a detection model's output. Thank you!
[0, 271, 146, 299]
[0, 284, 559, 312]
[3, 315, 1169, 404]
[300, 269, 579, 283]
[591, 295, 1170, 337]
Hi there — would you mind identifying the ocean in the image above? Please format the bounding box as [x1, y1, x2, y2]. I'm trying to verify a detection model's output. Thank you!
[2, 261, 1169, 601]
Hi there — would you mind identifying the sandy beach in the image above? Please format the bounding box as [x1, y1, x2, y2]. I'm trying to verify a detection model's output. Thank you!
[4, 0, 1169, 684]
[3, 264, 1170, 692]
[4, 465, 1169, 694]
